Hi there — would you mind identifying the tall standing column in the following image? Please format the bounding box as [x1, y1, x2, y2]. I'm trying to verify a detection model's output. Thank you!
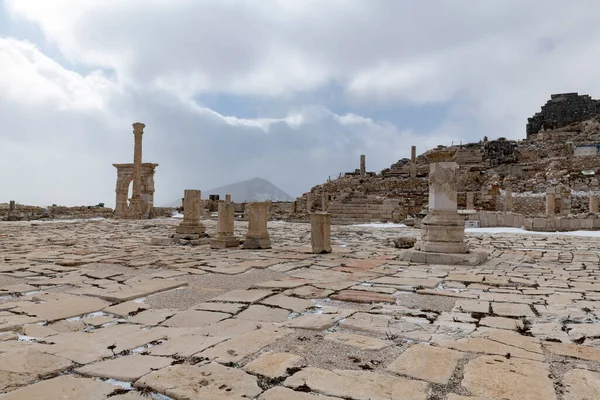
[360, 155, 366, 176]
[127, 122, 145, 218]
[226, 194, 232, 203]
[410, 146, 417, 178]
[306, 193, 314, 213]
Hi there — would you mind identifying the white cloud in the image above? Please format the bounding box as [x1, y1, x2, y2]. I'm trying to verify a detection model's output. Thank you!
[3, 0, 600, 206]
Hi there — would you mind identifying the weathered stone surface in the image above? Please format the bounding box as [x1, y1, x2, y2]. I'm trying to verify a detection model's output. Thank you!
[242, 352, 304, 379]
[479, 316, 524, 331]
[563, 369, 600, 400]
[75, 355, 173, 381]
[195, 302, 246, 314]
[148, 334, 228, 357]
[544, 341, 600, 362]
[331, 289, 396, 304]
[285, 310, 352, 330]
[2, 375, 115, 400]
[236, 305, 290, 322]
[160, 310, 230, 328]
[103, 301, 150, 318]
[387, 344, 464, 384]
[492, 302, 536, 318]
[200, 326, 293, 364]
[259, 387, 343, 400]
[13, 293, 110, 321]
[284, 367, 429, 400]
[0, 349, 72, 392]
[261, 294, 313, 313]
[325, 332, 392, 351]
[461, 355, 556, 400]
[135, 362, 262, 400]
[341, 312, 435, 342]
[212, 289, 273, 303]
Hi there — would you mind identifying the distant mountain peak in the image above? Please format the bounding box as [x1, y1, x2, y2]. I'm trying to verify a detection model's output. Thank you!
[163, 177, 293, 206]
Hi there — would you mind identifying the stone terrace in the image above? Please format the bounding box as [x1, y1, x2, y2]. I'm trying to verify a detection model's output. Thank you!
[1, 219, 600, 399]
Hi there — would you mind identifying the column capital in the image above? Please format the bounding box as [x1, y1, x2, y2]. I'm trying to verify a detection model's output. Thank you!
[133, 122, 145, 134]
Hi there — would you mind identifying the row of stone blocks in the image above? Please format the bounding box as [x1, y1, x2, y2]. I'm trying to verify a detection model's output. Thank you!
[467, 211, 600, 231]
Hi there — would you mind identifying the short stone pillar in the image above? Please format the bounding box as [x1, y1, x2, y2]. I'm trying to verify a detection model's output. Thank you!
[243, 202, 271, 249]
[360, 155, 366, 176]
[411, 146, 417, 163]
[546, 188, 556, 217]
[590, 195, 599, 214]
[415, 162, 467, 254]
[321, 192, 329, 211]
[176, 190, 206, 239]
[291, 201, 297, 213]
[466, 192, 475, 210]
[311, 212, 332, 254]
[504, 178, 513, 212]
[210, 202, 240, 249]
[306, 193, 314, 213]
[225, 194, 232, 203]
[7, 200, 17, 221]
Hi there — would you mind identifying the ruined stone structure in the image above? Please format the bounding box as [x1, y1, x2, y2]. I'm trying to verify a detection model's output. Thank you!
[310, 212, 332, 254]
[210, 202, 240, 249]
[114, 123, 158, 219]
[176, 190, 206, 239]
[243, 202, 271, 249]
[527, 93, 600, 137]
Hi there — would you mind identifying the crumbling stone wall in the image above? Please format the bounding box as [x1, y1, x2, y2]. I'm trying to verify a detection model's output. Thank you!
[527, 93, 600, 137]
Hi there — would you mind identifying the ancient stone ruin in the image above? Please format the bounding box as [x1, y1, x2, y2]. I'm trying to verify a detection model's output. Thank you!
[243, 202, 271, 249]
[527, 92, 600, 137]
[113, 123, 158, 219]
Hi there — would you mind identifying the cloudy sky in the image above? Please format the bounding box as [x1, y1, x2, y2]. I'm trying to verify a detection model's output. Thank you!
[2, 0, 600, 207]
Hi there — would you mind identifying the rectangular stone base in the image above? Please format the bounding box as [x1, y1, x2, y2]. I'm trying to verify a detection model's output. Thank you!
[242, 237, 272, 250]
[174, 233, 201, 240]
[151, 237, 211, 246]
[210, 237, 241, 249]
[400, 249, 488, 266]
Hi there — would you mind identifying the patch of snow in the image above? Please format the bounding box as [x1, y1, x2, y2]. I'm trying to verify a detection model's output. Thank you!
[18, 335, 36, 342]
[352, 223, 408, 228]
[133, 297, 146, 304]
[30, 217, 105, 224]
[103, 379, 132, 390]
[171, 212, 184, 219]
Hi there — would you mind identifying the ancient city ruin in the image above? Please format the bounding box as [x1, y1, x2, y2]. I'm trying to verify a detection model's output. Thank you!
[2, 93, 600, 399]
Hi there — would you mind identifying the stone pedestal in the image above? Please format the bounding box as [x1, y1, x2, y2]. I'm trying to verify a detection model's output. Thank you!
[415, 163, 467, 254]
[360, 155, 366, 176]
[176, 190, 205, 239]
[402, 162, 486, 265]
[243, 202, 271, 249]
[225, 194, 232, 203]
[590, 195, 599, 213]
[466, 192, 475, 210]
[311, 212, 332, 254]
[210, 202, 240, 249]
[7, 200, 18, 221]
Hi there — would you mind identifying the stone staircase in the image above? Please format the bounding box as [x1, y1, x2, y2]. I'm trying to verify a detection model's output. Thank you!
[327, 192, 400, 225]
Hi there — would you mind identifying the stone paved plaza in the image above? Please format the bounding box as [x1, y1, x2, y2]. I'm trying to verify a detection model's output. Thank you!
[1, 218, 600, 399]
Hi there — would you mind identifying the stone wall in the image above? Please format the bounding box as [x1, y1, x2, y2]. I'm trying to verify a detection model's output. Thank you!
[527, 93, 600, 137]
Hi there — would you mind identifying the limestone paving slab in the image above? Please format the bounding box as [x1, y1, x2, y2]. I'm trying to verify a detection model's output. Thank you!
[75, 355, 173, 381]
[159, 310, 230, 328]
[563, 369, 600, 400]
[284, 367, 430, 400]
[134, 362, 262, 400]
[387, 344, 464, 384]
[259, 387, 343, 400]
[324, 332, 392, 351]
[0, 349, 72, 392]
[2, 375, 115, 400]
[242, 352, 304, 379]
